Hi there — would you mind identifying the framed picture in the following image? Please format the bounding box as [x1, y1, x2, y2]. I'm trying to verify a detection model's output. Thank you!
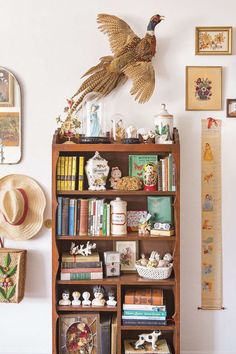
[0, 112, 20, 146]
[186, 66, 222, 111]
[0, 68, 14, 106]
[195, 27, 232, 55]
[226, 99, 236, 118]
[59, 313, 100, 354]
[115, 241, 138, 272]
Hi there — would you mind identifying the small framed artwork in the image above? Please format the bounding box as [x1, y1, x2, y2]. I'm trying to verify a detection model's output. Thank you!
[115, 241, 138, 272]
[186, 66, 222, 111]
[0, 112, 20, 146]
[0, 68, 14, 106]
[195, 27, 232, 55]
[59, 313, 100, 354]
[226, 99, 236, 118]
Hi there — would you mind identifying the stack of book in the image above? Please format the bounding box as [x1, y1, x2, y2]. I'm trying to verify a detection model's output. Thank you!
[122, 289, 167, 326]
[60, 251, 103, 280]
[129, 154, 176, 191]
[56, 155, 84, 191]
[57, 197, 111, 236]
[124, 339, 171, 354]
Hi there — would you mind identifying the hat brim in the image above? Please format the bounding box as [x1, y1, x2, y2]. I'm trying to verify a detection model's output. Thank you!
[0, 174, 46, 240]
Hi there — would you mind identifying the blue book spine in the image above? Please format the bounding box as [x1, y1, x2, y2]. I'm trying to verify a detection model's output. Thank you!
[68, 199, 75, 235]
[57, 197, 63, 236]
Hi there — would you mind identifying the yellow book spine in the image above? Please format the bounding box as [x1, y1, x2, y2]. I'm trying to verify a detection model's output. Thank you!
[68, 156, 73, 190]
[56, 156, 61, 191]
[71, 156, 77, 190]
[60, 156, 65, 190]
[78, 156, 84, 191]
[64, 156, 69, 190]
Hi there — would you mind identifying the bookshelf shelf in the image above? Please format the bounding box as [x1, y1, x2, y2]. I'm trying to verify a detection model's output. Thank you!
[57, 190, 176, 196]
[57, 305, 117, 312]
[57, 235, 176, 241]
[52, 139, 180, 354]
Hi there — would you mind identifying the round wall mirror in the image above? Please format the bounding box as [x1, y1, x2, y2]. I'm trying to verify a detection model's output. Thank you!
[0, 67, 21, 164]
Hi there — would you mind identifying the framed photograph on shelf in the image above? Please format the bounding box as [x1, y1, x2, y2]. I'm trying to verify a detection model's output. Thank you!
[186, 66, 222, 111]
[0, 68, 14, 106]
[115, 240, 138, 273]
[226, 99, 236, 118]
[195, 26, 232, 55]
[59, 313, 100, 354]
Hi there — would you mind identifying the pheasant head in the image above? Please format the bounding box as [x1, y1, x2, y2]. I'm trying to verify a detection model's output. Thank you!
[147, 15, 165, 33]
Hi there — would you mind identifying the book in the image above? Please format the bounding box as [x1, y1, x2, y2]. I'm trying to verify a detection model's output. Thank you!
[123, 304, 166, 311]
[62, 252, 100, 262]
[102, 203, 107, 236]
[61, 261, 102, 269]
[124, 288, 163, 305]
[129, 155, 158, 180]
[150, 229, 175, 237]
[61, 197, 69, 235]
[71, 156, 77, 190]
[68, 156, 72, 190]
[122, 319, 167, 326]
[123, 310, 167, 317]
[60, 272, 103, 280]
[56, 157, 61, 191]
[60, 156, 65, 190]
[111, 316, 117, 354]
[122, 315, 166, 320]
[79, 199, 88, 235]
[68, 199, 75, 235]
[57, 196, 63, 236]
[73, 199, 77, 236]
[124, 339, 170, 354]
[78, 156, 84, 191]
[61, 267, 103, 273]
[100, 315, 111, 354]
[76, 199, 80, 235]
[64, 156, 69, 190]
[147, 196, 173, 224]
[127, 211, 148, 232]
[107, 203, 111, 235]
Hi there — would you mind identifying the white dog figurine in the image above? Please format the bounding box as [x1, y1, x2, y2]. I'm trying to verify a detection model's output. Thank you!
[134, 330, 162, 350]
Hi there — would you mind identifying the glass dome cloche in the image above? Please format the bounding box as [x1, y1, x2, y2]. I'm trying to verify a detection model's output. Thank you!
[80, 92, 110, 143]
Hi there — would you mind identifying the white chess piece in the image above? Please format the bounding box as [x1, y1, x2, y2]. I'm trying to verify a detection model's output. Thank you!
[72, 291, 81, 306]
[82, 291, 91, 306]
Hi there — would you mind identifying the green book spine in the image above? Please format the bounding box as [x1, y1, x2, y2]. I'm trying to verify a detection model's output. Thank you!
[102, 203, 107, 236]
[168, 154, 173, 191]
[123, 310, 167, 317]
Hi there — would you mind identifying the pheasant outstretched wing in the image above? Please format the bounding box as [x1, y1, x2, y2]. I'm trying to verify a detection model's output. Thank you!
[97, 14, 140, 55]
[123, 61, 155, 103]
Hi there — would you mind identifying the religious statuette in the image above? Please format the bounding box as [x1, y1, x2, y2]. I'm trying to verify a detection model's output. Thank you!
[85, 151, 110, 190]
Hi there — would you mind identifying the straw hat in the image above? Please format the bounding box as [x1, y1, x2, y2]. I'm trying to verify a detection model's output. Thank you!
[0, 174, 46, 240]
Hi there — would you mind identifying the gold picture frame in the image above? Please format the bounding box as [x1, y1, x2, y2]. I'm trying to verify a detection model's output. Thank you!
[186, 66, 222, 111]
[195, 26, 232, 55]
[0, 68, 14, 106]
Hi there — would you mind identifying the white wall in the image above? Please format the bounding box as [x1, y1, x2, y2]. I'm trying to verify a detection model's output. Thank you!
[0, 0, 236, 353]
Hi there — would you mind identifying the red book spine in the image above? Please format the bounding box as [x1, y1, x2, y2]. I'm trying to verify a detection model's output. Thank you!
[79, 199, 88, 235]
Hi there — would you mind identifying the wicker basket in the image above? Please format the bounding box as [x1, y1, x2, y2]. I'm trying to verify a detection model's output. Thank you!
[135, 262, 173, 280]
[0, 247, 27, 303]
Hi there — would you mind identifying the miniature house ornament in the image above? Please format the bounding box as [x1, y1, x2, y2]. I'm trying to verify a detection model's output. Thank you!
[85, 151, 110, 190]
[154, 104, 173, 143]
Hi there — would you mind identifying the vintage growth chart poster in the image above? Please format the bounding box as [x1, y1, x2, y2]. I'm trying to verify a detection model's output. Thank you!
[201, 118, 222, 309]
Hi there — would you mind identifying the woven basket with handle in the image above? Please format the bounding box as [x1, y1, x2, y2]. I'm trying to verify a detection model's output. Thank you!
[0, 239, 27, 303]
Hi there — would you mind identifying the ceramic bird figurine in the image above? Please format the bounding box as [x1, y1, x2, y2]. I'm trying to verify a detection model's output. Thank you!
[70, 14, 165, 112]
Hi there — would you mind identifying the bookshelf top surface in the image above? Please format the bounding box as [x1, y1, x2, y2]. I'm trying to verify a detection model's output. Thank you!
[52, 143, 180, 153]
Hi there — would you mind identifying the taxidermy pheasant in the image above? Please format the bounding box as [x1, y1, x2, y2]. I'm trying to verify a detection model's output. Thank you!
[70, 13, 165, 113]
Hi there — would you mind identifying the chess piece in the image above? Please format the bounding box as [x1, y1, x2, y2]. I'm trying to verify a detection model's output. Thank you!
[82, 291, 91, 306]
[59, 290, 71, 306]
[72, 291, 81, 306]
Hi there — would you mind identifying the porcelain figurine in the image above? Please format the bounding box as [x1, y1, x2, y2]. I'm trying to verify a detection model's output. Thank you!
[106, 290, 117, 307]
[92, 285, 106, 306]
[85, 151, 110, 190]
[59, 290, 71, 306]
[135, 330, 162, 350]
[138, 213, 152, 235]
[139, 253, 148, 266]
[82, 291, 91, 306]
[126, 125, 137, 139]
[158, 259, 169, 267]
[163, 253, 173, 262]
[109, 167, 122, 189]
[72, 291, 81, 306]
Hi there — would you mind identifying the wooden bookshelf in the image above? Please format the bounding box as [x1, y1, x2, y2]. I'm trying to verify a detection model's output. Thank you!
[52, 138, 180, 354]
